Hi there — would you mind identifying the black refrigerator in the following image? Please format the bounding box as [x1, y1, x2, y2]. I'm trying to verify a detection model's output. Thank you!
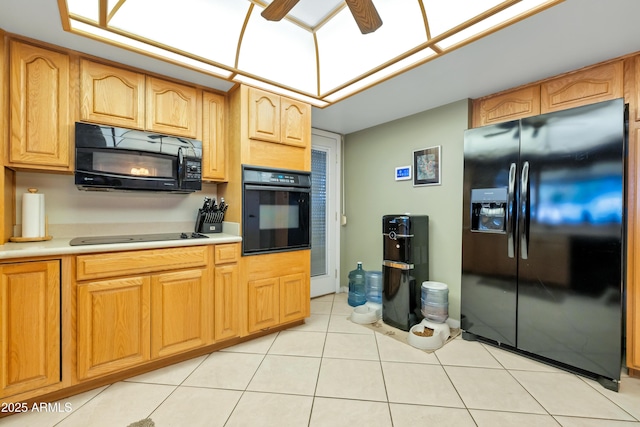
[461, 98, 626, 391]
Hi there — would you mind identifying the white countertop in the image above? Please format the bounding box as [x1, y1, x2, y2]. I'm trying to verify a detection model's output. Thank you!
[0, 233, 242, 260]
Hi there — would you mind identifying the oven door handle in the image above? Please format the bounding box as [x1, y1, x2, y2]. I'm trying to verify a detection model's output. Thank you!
[244, 184, 311, 192]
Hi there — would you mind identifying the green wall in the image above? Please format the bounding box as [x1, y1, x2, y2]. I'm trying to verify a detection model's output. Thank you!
[341, 99, 471, 320]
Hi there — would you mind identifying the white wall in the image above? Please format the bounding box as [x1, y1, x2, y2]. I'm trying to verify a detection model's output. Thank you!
[15, 172, 218, 235]
[341, 99, 470, 320]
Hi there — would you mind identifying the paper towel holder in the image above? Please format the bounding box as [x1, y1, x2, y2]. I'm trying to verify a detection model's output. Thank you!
[9, 188, 53, 243]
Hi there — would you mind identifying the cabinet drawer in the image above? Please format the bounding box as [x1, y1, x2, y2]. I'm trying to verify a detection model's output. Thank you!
[214, 243, 239, 265]
[77, 246, 208, 280]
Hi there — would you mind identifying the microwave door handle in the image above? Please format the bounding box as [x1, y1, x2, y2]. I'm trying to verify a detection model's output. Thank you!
[177, 147, 184, 187]
[244, 184, 311, 193]
[507, 162, 516, 258]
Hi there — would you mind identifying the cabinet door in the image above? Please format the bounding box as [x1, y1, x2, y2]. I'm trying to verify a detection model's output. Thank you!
[472, 86, 540, 127]
[279, 273, 308, 324]
[80, 59, 145, 129]
[202, 91, 226, 181]
[77, 276, 150, 380]
[0, 261, 60, 397]
[146, 76, 198, 138]
[247, 277, 279, 333]
[214, 264, 239, 341]
[541, 61, 623, 113]
[151, 269, 209, 358]
[9, 41, 70, 170]
[281, 98, 310, 147]
[248, 87, 281, 143]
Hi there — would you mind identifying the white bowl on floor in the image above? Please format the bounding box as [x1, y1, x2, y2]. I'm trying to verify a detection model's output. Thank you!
[350, 305, 378, 324]
[407, 319, 450, 351]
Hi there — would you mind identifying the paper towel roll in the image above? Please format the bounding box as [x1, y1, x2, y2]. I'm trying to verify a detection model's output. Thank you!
[22, 188, 45, 238]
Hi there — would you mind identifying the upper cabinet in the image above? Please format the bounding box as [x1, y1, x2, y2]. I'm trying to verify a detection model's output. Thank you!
[541, 61, 623, 113]
[145, 76, 199, 139]
[80, 59, 225, 180]
[248, 87, 310, 148]
[8, 41, 71, 171]
[81, 60, 200, 139]
[472, 61, 624, 128]
[472, 86, 541, 128]
[80, 59, 145, 130]
[202, 91, 226, 181]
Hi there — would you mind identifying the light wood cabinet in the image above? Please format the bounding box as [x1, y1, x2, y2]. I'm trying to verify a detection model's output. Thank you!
[75, 246, 210, 379]
[146, 76, 199, 139]
[8, 40, 71, 171]
[634, 55, 640, 122]
[628, 123, 640, 377]
[151, 268, 210, 358]
[248, 88, 280, 143]
[247, 277, 280, 333]
[247, 273, 308, 334]
[77, 276, 151, 380]
[80, 60, 203, 140]
[76, 246, 208, 281]
[281, 97, 311, 147]
[0, 260, 60, 398]
[472, 86, 540, 127]
[248, 87, 310, 148]
[213, 243, 240, 341]
[244, 250, 310, 335]
[541, 61, 623, 113]
[80, 59, 145, 129]
[202, 91, 227, 181]
[279, 272, 307, 324]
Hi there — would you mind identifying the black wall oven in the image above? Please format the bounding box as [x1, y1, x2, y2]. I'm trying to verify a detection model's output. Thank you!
[242, 165, 311, 255]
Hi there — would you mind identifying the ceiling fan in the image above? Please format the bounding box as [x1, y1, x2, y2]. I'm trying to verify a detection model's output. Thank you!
[261, 0, 383, 34]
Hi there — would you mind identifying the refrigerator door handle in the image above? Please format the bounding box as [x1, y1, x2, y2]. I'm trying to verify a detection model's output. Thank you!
[520, 161, 530, 259]
[507, 162, 517, 258]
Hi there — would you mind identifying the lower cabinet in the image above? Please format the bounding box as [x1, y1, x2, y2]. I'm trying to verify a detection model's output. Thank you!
[77, 276, 151, 380]
[151, 268, 210, 358]
[214, 263, 240, 341]
[247, 272, 307, 334]
[0, 260, 60, 398]
[213, 243, 241, 341]
[75, 246, 211, 380]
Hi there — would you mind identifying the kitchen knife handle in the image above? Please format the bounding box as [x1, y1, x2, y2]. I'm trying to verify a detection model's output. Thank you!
[507, 162, 517, 258]
[520, 161, 530, 260]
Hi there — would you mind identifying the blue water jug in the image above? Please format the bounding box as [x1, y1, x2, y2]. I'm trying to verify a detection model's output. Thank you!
[348, 262, 366, 307]
[365, 270, 383, 304]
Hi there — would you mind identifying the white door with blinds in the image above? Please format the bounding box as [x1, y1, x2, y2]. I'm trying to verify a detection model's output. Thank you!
[310, 129, 341, 298]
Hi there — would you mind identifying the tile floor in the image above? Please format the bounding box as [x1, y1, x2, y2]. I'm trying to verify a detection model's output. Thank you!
[2, 292, 640, 427]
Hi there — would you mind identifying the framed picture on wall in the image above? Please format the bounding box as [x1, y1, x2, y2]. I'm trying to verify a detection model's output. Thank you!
[413, 146, 441, 186]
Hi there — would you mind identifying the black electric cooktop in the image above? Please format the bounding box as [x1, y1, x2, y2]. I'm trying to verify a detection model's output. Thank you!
[69, 232, 208, 246]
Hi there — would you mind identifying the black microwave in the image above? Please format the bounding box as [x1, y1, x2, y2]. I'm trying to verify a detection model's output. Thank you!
[75, 122, 202, 193]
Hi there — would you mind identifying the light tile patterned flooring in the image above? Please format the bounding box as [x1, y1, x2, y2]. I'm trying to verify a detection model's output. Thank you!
[3, 292, 640, 427]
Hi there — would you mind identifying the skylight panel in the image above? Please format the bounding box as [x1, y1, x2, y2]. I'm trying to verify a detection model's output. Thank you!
[108, 0, 250, 68]
[63, 0, 563, 105]
[238, 6, 318, 95]
[69, 19, 233, 79]
[67, 0, 99, 21]
[317, 0, 427, 94]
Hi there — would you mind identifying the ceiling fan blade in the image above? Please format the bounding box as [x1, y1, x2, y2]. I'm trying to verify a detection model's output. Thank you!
[345, 0, 383, 34]
[261, 0, 301, 21]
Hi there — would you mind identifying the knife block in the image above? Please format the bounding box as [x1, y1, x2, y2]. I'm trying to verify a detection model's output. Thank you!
[195, 209, 224, 233]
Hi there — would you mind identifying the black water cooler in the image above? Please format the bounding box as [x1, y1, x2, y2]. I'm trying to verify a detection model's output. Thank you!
[382, 215, 429, 331]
